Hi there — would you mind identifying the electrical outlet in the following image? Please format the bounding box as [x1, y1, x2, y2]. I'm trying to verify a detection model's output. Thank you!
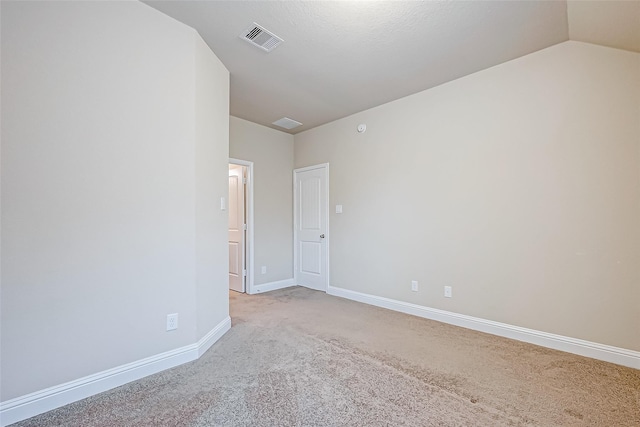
[411, 280, 419, 292]
[444, 286, 452, 298]
[166, 313, 178, 331]
[261, 266, 267, 274]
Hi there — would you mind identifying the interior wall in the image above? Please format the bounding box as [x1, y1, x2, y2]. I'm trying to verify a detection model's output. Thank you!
[1, 0, 229, 401]
[194, 35, 230, 340]
[294, 41, 640, 352]
[229, 116, 294, 286]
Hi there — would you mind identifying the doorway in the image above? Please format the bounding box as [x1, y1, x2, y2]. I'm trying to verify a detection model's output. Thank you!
[229, 159, 254, 293]
[294, 163, 329, 291]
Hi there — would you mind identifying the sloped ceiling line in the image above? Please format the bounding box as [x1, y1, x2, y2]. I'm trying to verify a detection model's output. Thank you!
[143, 1, 640, 134]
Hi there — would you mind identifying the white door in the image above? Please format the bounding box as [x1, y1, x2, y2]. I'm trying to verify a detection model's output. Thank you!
[229, 165, 245, 292]
[294, 164, 328, 291]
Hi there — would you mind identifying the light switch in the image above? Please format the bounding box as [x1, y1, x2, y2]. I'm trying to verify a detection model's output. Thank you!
[335, 204, 343, 214]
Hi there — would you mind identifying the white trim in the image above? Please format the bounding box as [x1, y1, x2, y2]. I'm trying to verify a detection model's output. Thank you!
[325, 165, 330, 292]
[253, 278, 296, 294]
[229, 158, 254, 295]
[197, 316, 232, 357]
[327, 285, 640, 370]
[0, 317, 231, 427]
[293, 163, 330, 292]
[293, 163, 330, 174]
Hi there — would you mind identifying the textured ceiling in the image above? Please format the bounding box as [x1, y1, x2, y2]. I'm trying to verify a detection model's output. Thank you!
[143, 1, 639, 134]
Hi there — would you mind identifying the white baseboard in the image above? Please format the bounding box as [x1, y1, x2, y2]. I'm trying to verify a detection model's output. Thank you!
[327, 285, 640, 370]
[0, 316, 231, 427]
[252, 278, 295, 294]
[197, 317, 231, 357]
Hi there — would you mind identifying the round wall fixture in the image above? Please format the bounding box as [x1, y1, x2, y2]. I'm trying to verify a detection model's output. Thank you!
[357, 124, 367, 133]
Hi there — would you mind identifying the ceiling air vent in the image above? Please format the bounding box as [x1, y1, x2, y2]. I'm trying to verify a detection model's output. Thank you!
[240, 22, 283, 52]
[272, 117, 302, 130]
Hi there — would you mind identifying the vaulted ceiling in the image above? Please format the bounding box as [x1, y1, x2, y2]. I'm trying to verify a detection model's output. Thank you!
[144, 1, 640, 134]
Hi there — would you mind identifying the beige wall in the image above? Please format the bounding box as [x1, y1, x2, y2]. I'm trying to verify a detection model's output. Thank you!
[1, 1, 229, 400]
[195, 36, 230, 339]
[295, 41, 640, 351]
[230, 116, 294, 285]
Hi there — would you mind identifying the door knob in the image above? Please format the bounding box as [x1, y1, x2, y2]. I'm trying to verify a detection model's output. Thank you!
[320, 234, 325, 239]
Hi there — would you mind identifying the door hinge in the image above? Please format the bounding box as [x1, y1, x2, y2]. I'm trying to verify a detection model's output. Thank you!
[243, 177, 247, 185]
[243, 269, 247, 277]
[243, 224, 247, 231]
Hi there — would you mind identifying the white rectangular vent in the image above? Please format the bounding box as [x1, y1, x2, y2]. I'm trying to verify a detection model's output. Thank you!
[272, 117, 302, 130]
[240, 23, 283, 52]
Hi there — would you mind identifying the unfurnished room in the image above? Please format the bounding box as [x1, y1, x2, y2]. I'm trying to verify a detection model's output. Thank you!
[1, 1, 639, 426]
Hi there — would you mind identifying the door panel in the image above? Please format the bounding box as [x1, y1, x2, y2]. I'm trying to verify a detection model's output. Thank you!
[295, 165, 328, 291]
[300, 241, 321, 274]
[301, 177, 321, 229]
[229, 166, 245, 293]
[228, 174, 239, 230]
[229, 242, 240, 276]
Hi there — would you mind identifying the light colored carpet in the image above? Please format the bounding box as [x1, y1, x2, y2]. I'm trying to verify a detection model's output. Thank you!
[12, 286, 640, 426]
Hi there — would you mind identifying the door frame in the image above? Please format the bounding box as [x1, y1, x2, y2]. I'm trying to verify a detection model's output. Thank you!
[293, 163, 330, 292]
[229, 158, 255, 294]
